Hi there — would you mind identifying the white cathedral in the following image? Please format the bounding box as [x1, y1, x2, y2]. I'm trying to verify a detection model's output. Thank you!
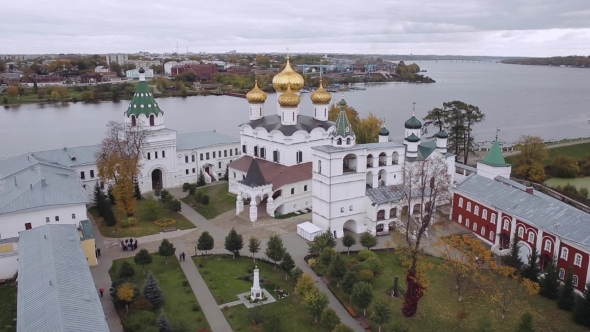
[228, 57, 455, 238]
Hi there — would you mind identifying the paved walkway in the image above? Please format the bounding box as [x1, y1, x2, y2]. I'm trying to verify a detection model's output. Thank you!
[175, 242, 233, 332]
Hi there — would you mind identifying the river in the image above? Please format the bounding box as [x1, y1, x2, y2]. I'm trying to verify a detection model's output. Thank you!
[1, 61, 589, 160]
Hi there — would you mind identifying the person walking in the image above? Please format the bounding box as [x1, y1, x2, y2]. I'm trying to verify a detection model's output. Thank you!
[179, 252, 183, 261]
[134, 239, 138, 250]
[96, 248, 101, 257]
[182, 252, 186, 261]
[121, 241, 126, 251]
[99, 288, 104, 298]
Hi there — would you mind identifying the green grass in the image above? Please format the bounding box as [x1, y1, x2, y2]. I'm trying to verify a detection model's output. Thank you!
[505, 142, 590, 166]
[109, 255, 210, 331]
[0, 285, 17, 332]
[181, 184, 236, 219]
[545, 176, 590, 190]
[320, 251, 585, 332]
[194, 256, 325, 332]
[92, 198, 195, 238]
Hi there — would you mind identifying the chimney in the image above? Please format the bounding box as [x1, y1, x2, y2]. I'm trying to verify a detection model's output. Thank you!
[525, 187, 534, 195]
[41, 179, 47, 187]
[30, 184, 32, 189]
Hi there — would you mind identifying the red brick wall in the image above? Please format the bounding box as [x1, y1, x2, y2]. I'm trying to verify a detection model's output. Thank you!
[452, 193, 496, 244]
[556, 242, 588, 292]
[541, 233, 556, 257]
[515, 220, 538, 247]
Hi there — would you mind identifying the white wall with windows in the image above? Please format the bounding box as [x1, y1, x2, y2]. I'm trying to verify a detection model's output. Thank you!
[0, 204, 87, 239]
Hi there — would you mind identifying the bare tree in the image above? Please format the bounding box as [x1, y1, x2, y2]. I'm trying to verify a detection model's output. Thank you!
[399, 155, 452, 317]
[96, 121, 146, 216]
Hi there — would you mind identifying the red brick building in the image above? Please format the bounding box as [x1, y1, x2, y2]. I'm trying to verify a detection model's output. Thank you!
[451, 142, 590, 293]
[172, 64, 218, 81]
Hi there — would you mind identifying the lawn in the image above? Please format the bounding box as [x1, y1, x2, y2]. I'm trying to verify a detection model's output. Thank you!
[109, 255, 210, 332]
[193, 255, 325, 332]
[91, 198, 195, 238]
[505, 142, 590, 166]
[318, 251, 585, 332]
[181, 183, 236, 219]
[545, 176, 590, 190]
[0, 284, 17, 332]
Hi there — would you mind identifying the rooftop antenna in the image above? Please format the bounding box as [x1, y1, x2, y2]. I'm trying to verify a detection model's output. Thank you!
[495, 127, 501, 141]
[412, 101, 416, 116]
[176, 42, 178, 54]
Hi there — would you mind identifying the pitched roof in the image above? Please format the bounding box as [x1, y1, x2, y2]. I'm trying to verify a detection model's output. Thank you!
[229, 156, 312, 190]
[312, 141, 404, 153]
[0, 155, 90, 215]
[240, 158, 270, 188]
[243, 114, 333, 136]
[456, 174, 590, 249]
[29, 145, 98, 167]
[17, 224, 110, 332]
[366, 185, 431, 204]
[481, 141, 510, 167]
[331, 98, 355, 138]
[176, 131, 239, 151]
[126, 79, 163, 118]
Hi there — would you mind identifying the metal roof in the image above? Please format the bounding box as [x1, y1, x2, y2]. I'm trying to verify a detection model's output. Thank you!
[0, 155, 90, 215]
[332, 99, 355, 138]
[17, 224, 109, 332]
[456, 174, 590, 249]
[313, 141, 404, 153]
[242, 114, 334, 136]
[366, 185, 431, 205]
[30, 145, 98, 167]
[126, 80, 163, 117]
[481, 141, 510, 167]
[176, 131, 239, 151]
[79, 219, 94, 240]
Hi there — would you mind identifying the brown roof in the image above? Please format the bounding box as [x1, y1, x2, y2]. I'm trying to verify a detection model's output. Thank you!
[229, 156, 312, 190]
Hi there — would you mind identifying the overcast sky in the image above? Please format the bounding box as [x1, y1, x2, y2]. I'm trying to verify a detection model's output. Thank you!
[2, 0, 589, 56]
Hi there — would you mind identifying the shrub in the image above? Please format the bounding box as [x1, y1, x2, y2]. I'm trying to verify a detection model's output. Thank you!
[346, 306, 357, 317]
[358, 269, 374, 283]
[153, 218, 177, 227]
[194, 190, 204, 202]
[308, 258, 317, 267]
[349, 263, 363, 272]
[182, 183, 190, 192]
[119, 261, 135, 279]
[121, 218, 131, 228]
[363, 257, 382, 275]
[192, 304, 200, 312]
[189, 187, 196, 196]
[123, 310, 156, 332]
[182, 280, 189, 287]
[130, 296, 153, 311]
[358, 249, 378, 262]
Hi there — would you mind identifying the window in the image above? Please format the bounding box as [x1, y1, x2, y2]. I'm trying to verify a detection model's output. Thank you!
[71, 213, 76, 219]
[474, 206, 479, 216]
[574, 253, 583, 267]
[296, 151, 303, 163]
[131, 115, 136, 126]
[235, 148, 238, 155]
[473, 222, 478, 232]
[218, 162, 222, 168]
[90, 170, 95, 178]
[376, 224, 384, 232]
[466, 219, 470, 227]
[304, 185, 308, 191]
[147, 152, 151, 160]
[162, 150, 165, 158]
[573, 275, 579, 287]
[458, 215, 462, 224]
[273, 150, 279, 163]
[155, 151, 158, 159]
[561, 247, 569, 260]
[46, 217, 50, 223]
[224, 150, 228, 157]
[80, 171, 85, 180]
[503, 219, 509, 230]
[192, 155, 196, 162]
[213, 151, 216, 158]
[206, 152, 210, 160]
[242, 145, 247, 153]
[185, 169, 189, 175]
[185, 156, 189, 163]
[233, 172, 236, 178]
[559, 268, 565, 279]
[527, 232, 535, 243]
[466, 202, 471, 212]
[25, 222, 32, 230]
[318, 160, 322, 174]
[349, 205, 353, 211]
[149, 114, 155, 126]
[481, 227, 486, 236]
[544, 240, 552, 252]
[192, 168, 196, 173]
[491, 214, 496, 224]
[291, 188, 295, 195]
[518, 227, 524, 238]
[100, 182, 104, 189]
[254, 146, 258, 157]
[199, 154, 202, 161]
[489, 231, 495, 241]
[55, 216, 59, 222]
[340, 207, 344, 212]
[482, 210, 487, 220]
[260, 148, 265, 159]
[337, 138, 342, 145]
[230, 149, 233, 156]
[458, 198, 463, 207]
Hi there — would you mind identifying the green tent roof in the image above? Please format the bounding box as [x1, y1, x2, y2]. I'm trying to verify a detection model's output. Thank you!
[406, 133, 420, 142]
[332, 98, 355, 138]
[126, 79, 163, 118]
[481, 141, 510, 167]
[404, 115, 422, 129]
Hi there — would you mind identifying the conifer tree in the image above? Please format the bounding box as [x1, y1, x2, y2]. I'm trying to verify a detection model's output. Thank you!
[197, 171, 206, 187]
[197, 231, 214, 257]
[143, 272, 164, 309]
[516, 312, 535, 332]
[93, 182, 106, 216]
[107, 185, 116, 204]
[329, 254, 347, 287]
[158, 239, 176, 265]
[280, 252, 295, 280]
[265, 233, 286, 269]
[558, 267, 575, 311]
[504, 235, 523, 270]
[133, 178, 142, 200]
[103, 200, 117, 226]
[224, 228, 244, 259]
[522, 249, 540, 282]
[157, 311, 170, 332]
[223, 166, 229, 181]
[539, 257, 559, 300]
[573, 283, 590, 327]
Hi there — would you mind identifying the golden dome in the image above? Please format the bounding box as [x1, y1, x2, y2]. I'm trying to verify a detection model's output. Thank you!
[310, 79, 331, 104]
[246, 80, 267, 103]
[272, 57, 304, 92]
[278, 84, 300, 107]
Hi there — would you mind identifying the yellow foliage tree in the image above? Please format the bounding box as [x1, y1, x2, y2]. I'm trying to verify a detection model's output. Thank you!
[491, 265, 540, 319]
[513, 135, 548, 181]
[117, 283, 135, 311]
[50, 91, 59, 101]
[112, 177, 137, 216]
[296, 273, 317, 297]
[328, 104, 383, 144]
[434, 234, 497, 301]
[7, 85, 18, 99]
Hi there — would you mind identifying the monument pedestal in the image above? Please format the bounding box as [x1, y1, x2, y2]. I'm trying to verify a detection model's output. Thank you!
[250, 266, 263, 300]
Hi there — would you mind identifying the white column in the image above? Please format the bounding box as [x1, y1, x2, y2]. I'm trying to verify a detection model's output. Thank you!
[536, 229, 543, 255]
[554, 237, 561, 260]
[495, 211, 502, 246]
[266, 196, 275, 216]
[251, 266, 262, 299]
[249, 203, 258, 222]
[236, 194, 244, 215]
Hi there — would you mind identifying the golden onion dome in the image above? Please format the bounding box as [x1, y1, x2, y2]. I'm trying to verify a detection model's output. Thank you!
[310, 79, 331, 104]
[246, 80, 267, 103]
[272, 57, 304, 92]
[278, 84, 300, 107]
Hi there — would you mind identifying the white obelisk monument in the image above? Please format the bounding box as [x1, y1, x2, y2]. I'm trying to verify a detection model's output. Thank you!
[251, 266, 263, 299]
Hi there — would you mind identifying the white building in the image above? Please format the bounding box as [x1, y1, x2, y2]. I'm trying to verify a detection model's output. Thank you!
[128, 59, 161, 68]
[228, 56, 455, 229]
[126, 68, 154, 79]
[164, 61, 179, 75]
[106, 54, 128, 65]
[94, 66, 110, 73]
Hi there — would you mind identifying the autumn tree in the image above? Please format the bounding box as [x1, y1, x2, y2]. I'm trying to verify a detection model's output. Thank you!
[302, 289, 329, 323]
[7, 85, 18, 99]
[265, 233, 286, 269]
[422, 101, 485, 164]
[248, 236, 261, 262]
[342, 233, 356, 255]
[197, 231, 214, 257]
[296, 273, 317, 297]
[513, 136, 548, 182]
[96, 121, 146, 216]
[399, 155, 452, 317]
[328, 103, 383, 144]
[332, 323, 355, 332]
[434, 234, 496, 301]
[117, 283, 136, 311]
[371, 299, 392, 332]
[492, 265, 540, 319]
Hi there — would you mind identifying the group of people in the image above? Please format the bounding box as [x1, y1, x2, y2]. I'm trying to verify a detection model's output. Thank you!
[121, 238, 138, 251]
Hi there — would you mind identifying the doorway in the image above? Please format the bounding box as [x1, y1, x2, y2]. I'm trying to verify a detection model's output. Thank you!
[151, 169, 163, 190]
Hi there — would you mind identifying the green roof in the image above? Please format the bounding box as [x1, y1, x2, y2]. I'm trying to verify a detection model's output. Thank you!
[332, 99, 355, 138]
[126, 79, 163, 117]
[435, 130, 448, 138]
[481, 141, 510, 167]
[404, 115, 422, 129]
[406, 133, 420, 142]
[379, 127, 389, 136]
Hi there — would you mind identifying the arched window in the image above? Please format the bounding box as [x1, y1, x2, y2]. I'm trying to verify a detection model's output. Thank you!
[466, 202, 471, 212]
[473, 222, 478, 232]
[155, 151, 158, 159]
[149, 114, 155, 126]
[390, 207, 397, 218]
[377, 210, 385, 221]
[162, 150, 165, 158]
[503, 219, 510, 230]
[185, 156, 189, 163]
[318, 160, 322, 174]
[491, 213, 496, 224]
[527, 232, 535, 243]
[192, 155, 195, 162]
[482, 210, 488, 220]
[304, 185, 308, 191]
[349, 205, 353, 211]
[458, 198, 463, 207]
[574, 253, 583, 267]
[474, 206, 479, 216]
[544, 240, 551, 252]
[291, 188, 295, 195]
[561, 247, 569, 260]
[481, 226, 485, 236]
[466, 219, 470, 227]
[559, 268, 565, 279]
[489, 231, 495, 241]
[573, 275, 579, 287]
[518, 227, 524, 238]
[458, 215, 462, 224]
[337, 138, 342, 145]
[340, 207, 344, 213]
[147, 152, 151, 160]
[346, 138, 351, 145]
[131, 115, 137, 126]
